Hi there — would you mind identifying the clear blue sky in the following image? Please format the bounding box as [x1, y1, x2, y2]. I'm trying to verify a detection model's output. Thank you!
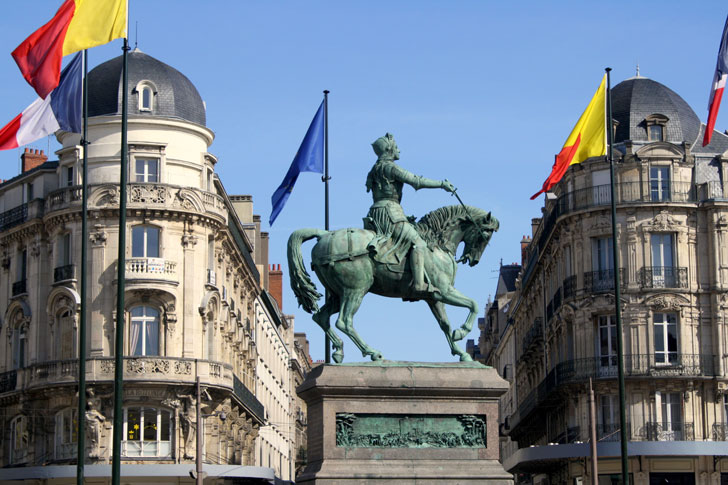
[0, 1, 726, 362]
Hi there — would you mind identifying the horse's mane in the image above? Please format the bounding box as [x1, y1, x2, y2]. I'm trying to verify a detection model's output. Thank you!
[415, 204, 483, 251]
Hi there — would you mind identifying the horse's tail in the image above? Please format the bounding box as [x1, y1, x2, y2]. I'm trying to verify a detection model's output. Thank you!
[287, 228, 327, 314]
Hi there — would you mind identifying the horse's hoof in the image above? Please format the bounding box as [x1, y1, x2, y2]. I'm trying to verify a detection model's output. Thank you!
[370, 352, 383, 361]
[460, 353, 473, 362]
[333, 351, 344, 363]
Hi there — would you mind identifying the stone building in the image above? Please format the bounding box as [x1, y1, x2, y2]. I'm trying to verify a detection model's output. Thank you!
[486, 75, 728, 485]
[291, 332, 312, 476]
[0, 50, 299, 483]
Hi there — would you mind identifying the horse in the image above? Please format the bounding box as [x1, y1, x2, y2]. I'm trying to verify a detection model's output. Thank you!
[287, 204, 498, 363]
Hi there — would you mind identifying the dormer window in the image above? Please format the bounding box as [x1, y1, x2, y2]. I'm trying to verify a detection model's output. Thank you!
[135, 81, 157, 112]
[645, 114, 669, 142]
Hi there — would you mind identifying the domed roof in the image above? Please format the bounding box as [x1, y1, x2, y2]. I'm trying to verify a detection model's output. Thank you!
[87, 49, 206, 126]
[611, 76, 700, 145]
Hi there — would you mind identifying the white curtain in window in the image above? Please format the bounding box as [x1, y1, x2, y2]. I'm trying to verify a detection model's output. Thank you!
[146, 318, 159, 356]
[130, 320, 142, 356]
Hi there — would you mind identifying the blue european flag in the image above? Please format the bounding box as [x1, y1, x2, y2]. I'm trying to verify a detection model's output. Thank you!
[270, 100, 325, 225]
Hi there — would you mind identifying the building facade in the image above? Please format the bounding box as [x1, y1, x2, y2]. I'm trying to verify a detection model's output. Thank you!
[486, 76, 728, 485]
[0, 50, 299, 483]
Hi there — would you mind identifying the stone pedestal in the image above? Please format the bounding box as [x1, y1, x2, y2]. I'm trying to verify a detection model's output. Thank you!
[297, 362, 514, 485]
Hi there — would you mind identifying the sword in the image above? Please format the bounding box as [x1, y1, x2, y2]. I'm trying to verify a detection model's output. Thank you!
[451, 188, 491, 242]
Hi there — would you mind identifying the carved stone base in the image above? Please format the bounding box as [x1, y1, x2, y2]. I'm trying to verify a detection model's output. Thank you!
[296, 362, 513, 485]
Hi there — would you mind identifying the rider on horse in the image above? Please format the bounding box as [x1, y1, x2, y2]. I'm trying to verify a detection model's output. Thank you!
[364, 133, 455, 293]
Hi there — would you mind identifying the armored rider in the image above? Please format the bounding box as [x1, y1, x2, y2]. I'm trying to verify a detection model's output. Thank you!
[364, 133, 455, 293]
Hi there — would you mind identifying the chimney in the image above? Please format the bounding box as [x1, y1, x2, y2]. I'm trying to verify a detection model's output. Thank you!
[520, 235, 532, 267]
[269, 264, 283, 311]
[21, 148, 47, 173]
[531, 218, 541, 238]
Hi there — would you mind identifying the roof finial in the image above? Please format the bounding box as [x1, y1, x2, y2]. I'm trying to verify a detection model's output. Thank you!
[636, 63, 640, 78]
[135, 21, 138, 50]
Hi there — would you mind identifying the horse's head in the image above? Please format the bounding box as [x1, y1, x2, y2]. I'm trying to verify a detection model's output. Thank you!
[457, 210, 499, 267]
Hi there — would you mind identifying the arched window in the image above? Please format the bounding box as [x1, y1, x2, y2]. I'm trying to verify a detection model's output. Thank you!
[10, 415, 29, 464]
[54, 408, 77, 460]
[136, 82, 155, 112]
[11, 322, 27, 369]
[122, 407, 172, 457]
[129, 306, 160, 356]
[56, 309, 77, 360]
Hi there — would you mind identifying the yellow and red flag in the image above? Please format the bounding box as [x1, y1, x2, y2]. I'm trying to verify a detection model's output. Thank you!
[531, 75, 607, 200]
[12, 0, 127, 99]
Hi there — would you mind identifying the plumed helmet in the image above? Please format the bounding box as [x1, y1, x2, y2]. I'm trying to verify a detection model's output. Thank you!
[371, 133, 397, 159]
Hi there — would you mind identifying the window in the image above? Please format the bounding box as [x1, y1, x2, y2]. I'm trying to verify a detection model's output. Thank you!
[12, 323, 27, 369]
[57, 233, 72, 267]
[207, 237, 216, 285]
[26, 183, 33, 201]
[129, 306, 160, 356]
[207, 169, 214, 192]
[651, 233, 675, 287]
[650, 166, 670, 202]
[17, 248, 27, 282]
[591, 237, 615, 292]
[140, 86, 153, 111]
[649, 124, 664, 141]
[56, 310, 76, 359]
[659, 392, 683, 440]
[599, 395, 619, 434]
[134, 158, 159, 183]
[122, 407, 172, 457]
[10, 415, 28, 464]
[55, 408, 77, 460]
[592, 169, 611, 205]
[654, 313, 678, 365]
[131, 225, 160, 258]
[597, 315, 617, 374]
[65, 166, 74, 186]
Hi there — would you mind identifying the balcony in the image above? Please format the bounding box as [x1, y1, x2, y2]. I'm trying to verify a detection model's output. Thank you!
[584, 268, 627, 293]
[638, 266, 688, 289]
[12, 279, 27, 296]
[53, 264, 76, 283]
[233, 374, 265, 424]
[0, 369, 17, 393]
[596, 422, 627, 442]
[641, 421, 694, 441]
[712, 423, 728, 440]
[563, 275, 576, 299]
[521, 319, 543, 356]
[125, 258, 177, 285]
[0, 203, 28, 232]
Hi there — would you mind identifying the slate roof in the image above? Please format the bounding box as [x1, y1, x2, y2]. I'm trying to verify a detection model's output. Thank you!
[499, 264, 521, 293]
[88, 49, 206, 126]
[612, 77, 700, 146]
[692, 124, 728, 154]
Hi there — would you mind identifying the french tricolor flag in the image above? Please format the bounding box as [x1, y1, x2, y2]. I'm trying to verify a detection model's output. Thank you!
[0, 52, 81, 151]
[704, 16, 728, 147]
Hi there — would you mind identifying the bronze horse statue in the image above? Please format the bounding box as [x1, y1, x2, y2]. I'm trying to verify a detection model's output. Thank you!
[287, 204, 498, 362]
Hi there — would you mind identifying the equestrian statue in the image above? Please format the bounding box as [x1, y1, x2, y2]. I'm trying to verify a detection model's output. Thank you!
[287, 133, 498, 363]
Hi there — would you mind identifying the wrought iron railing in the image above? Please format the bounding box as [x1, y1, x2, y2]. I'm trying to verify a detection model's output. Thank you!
[712, 423, 728, 441]
[0, 203, 28, 232]
[563, 275, 576, 299]
[638, 266, 688, 289]
[0, 369, 17, 393]
[584, 268, 627, 293]
[54, 264, 76, 282]
[522, 180, 697, 289]
[521, 318, 543, 355]
[641, 421, 694, 441]
[233, 374, 265, 423]
[12, 279, 27, 296]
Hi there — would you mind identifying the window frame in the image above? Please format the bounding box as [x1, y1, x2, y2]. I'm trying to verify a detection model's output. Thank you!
[55, 408, 78, 460]
[653, 312, 678, 365]
[596, 315, 618, 373]
[131, 225, 161, 259]
[57, 232, 72, 267]
[10, 415, 29, 464]
[649, 165, 671, 202]
[122, 407, 172, 458]
[134, 158, 160, 183]
[128, 305, 161, 357]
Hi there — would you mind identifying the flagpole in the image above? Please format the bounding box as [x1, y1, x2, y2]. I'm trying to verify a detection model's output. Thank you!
[606, 67, 630, 485]
[111, 37, 130, 485]
[323, 90, 331, 364]
[76, 48, 89, 485]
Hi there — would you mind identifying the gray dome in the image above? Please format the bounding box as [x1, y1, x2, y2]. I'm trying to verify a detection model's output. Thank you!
[612, 77, 700, 145]
[88, 49, 206, 126]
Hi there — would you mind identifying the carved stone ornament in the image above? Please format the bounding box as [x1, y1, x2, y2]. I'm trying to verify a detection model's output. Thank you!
[130, 184, 167, 204]
[95, 186, 120, 207]
[29, 241, 41, 258]
[644, 294, 686, 313]
[181, 233, 198, 249]
[589, 215, 613, 235]
[644, 210, 681, 232]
